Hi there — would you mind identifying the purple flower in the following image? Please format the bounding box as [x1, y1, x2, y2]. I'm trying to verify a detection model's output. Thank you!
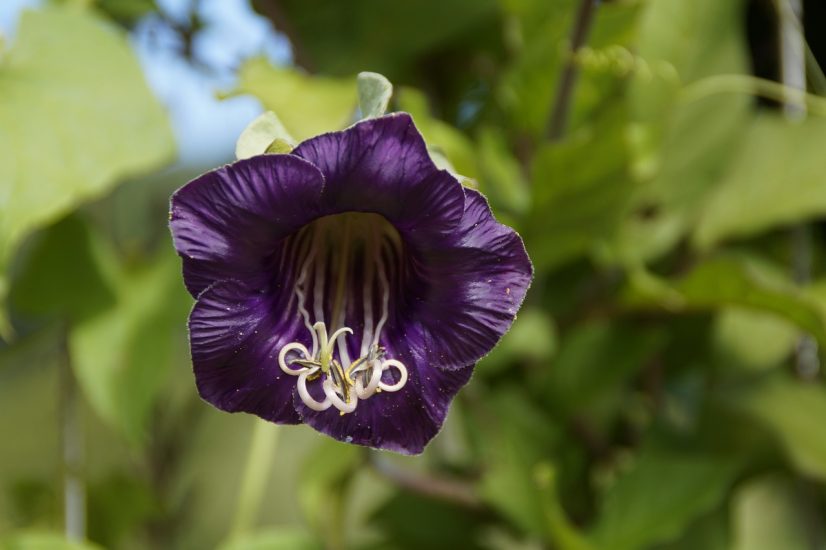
[170, 113, 532, 454]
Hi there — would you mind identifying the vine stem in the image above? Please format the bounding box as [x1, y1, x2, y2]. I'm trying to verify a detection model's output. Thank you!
[546, 0, 601, 141]
[229, 419, 280, 537]
[367, 453, 482, 509]
[60, 331, 85, 542]
[680, 74, 826, 116]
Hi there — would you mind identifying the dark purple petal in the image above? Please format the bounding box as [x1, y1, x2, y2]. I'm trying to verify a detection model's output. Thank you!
[189, 279, 309, 424]
[170, 154, 325, 297]
[292, 113, 466, 246]
[408, 189, 533, 370]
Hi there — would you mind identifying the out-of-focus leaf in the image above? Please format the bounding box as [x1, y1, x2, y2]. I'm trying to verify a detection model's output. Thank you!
[396, 87, 477, 177]
[0, 532, 103, 550]
[87, 473, 158, 548]
[0, 7, 174, 285]
[218, 528, 322, 550]
[529, 106, 635, 270]
[735, 376, 826, 481]
[10, 216, 115, 322]
[695, 114, 826, 249]
[69, 247, 188, 443]
[357, 71, 393, 119]
[479, 389, 589, 549]
[731, 475, 809, 550]
[228, 58, 356, 141]
[543, 320, 666, 416]
[478, 308, 555, 376]
[476, 127, 529, 217]
[480, 390, 557, 538]
[591, 449, 740, 550]
[258, 0, 498, 78]
[298, 439, 361, 546]
[617, 0, 750, 262]
[713, 307, 798, 371]
[235, 111, 295, 160]
[95, 0, 157, 26]
[653, 509, 730, 550]
[622, 256, 826, 348]
[372, 491, 489, 550]
[498, 0, 637, 138]
[497, 0, 575, 138]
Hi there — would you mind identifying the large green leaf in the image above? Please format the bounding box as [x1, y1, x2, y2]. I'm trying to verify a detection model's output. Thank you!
[591, 449, 739, 550]
[0, 7, 174, 282]
[695, 114, 826, 248]
[69, 246, 188, 443]
[228, 59, 357, 142]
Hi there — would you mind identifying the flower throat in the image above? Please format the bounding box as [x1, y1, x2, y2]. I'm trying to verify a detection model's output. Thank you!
[277, 212, 409, 415]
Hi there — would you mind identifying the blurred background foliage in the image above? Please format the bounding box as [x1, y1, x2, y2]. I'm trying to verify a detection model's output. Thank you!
[2, 0, 826, 548]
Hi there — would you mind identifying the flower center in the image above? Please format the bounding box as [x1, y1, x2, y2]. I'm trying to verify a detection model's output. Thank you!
[276, 213, 409, 415]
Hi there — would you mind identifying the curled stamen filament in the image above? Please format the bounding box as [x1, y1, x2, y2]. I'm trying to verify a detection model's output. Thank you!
[378, 359, 408, 392]
[278, 342, 312, 375]
[354, 359, 383, 399]
[297, 367, 332, 411]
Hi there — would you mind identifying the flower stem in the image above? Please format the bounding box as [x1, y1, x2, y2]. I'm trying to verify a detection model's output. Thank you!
[230, 419, 279, 537]
[546, 0, 601, 141]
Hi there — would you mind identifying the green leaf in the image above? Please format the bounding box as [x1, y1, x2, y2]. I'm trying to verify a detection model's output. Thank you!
[476, 127, 529, 217]
[264, 0, 498, 79]
[235, 111, 296, 160]
[653, 509, 730, 550]
[218, 528, 322, 550]
[68, 246, 188, 443]
[371, 492, 490, 550]
[713, 307, 798, 371]
[298, 439, 361, 546]
[10, 216, 115, 322]
[228, 59, 356, 141]
[0, 7, 174, 280]
[357, 71, 392, 119]
[618, 0, 750, 262]
[591, 449, 740, 550]
[478, 308, 556, 376]
[543, 320, 666, 416]
[622, 256, 826, 348]
[735, 377, 826, 481]
[731, 475, 809, 550]
[695, 114, 826, 248]
[528, 106, 635, 270]
[0, 532, 103, 550]
[479, 388, 589, 549]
